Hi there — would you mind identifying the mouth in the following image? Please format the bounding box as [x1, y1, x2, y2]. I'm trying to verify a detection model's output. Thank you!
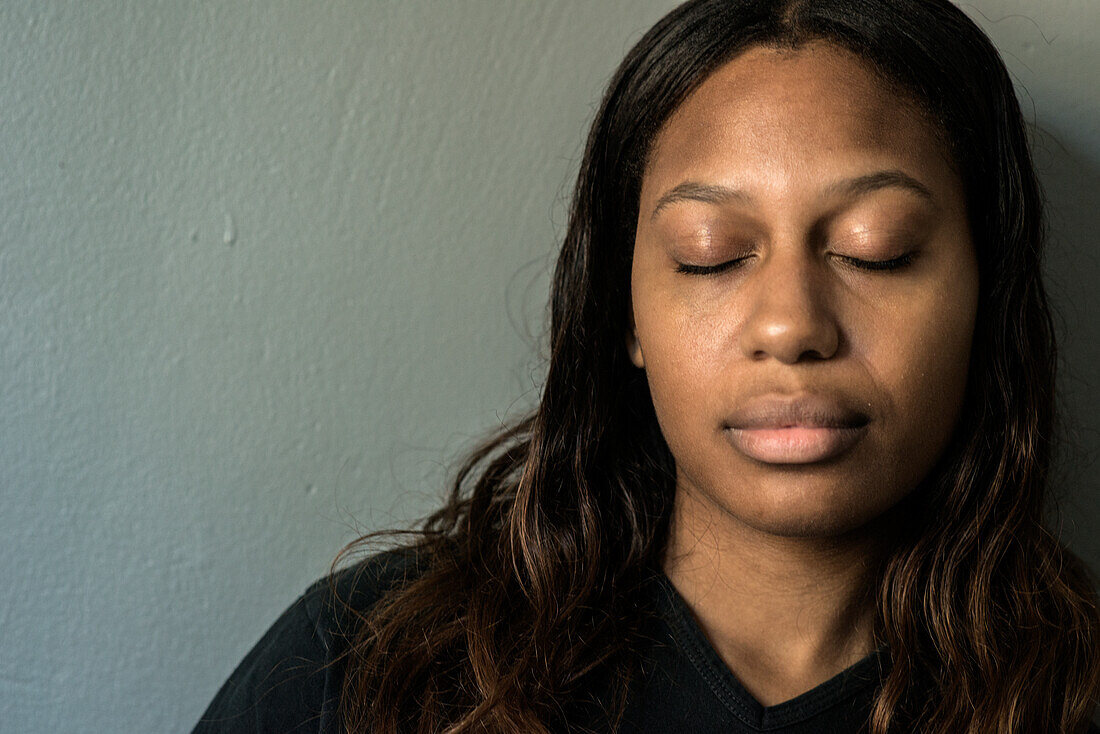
[725, 425, 867, 464]
[723, 395, 870, 465]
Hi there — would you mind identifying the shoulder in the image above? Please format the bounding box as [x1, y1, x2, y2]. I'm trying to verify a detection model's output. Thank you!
[191, 546, 424, 734]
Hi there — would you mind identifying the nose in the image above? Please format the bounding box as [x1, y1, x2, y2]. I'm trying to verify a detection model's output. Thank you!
[738, 252, 840, 364]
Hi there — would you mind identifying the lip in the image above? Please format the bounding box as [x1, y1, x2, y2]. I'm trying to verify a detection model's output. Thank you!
[723, 395, 869, 464]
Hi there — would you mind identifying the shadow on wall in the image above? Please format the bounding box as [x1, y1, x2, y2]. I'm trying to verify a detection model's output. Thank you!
[1033, 124, 1100, 574]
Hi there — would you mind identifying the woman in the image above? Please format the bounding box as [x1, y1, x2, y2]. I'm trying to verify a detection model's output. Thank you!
[194, 0, 1100, 731]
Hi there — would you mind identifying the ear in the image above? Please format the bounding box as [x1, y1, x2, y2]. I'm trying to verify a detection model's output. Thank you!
[626, 314, 645, 369]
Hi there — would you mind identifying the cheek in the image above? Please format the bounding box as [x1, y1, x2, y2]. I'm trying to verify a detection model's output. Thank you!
[860, 280, 977, 454]
[631, 280, 733, 437]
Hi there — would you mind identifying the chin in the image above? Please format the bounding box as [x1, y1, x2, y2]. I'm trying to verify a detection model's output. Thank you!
[729, 474, 898, 539]
[742, 508, 868, 539]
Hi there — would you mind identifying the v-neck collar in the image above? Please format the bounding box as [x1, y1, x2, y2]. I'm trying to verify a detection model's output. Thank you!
[652, 572, 889, 731]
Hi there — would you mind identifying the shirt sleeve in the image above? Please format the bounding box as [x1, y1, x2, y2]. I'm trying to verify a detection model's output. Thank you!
[190, 580, 340, 734]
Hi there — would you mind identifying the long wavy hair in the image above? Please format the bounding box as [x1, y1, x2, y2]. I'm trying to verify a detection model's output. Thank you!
[335, 1, 1100, 731]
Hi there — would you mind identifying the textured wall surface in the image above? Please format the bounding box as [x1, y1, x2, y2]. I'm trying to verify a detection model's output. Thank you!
[0, 2, 1096, 732]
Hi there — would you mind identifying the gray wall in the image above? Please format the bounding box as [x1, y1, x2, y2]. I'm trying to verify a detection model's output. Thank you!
[1, 2, 1096, 732]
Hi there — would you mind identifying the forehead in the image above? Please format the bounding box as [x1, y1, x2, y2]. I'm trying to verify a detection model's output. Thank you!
[643, 42, 957, 205]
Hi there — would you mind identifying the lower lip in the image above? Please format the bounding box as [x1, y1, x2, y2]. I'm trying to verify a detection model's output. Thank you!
[725, 425, 867, 464]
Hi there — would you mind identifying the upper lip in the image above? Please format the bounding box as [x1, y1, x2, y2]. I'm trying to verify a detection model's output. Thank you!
[725, 395, 870, 430]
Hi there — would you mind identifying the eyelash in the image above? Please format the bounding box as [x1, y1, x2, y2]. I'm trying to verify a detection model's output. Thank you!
[675, 253, 915, 275]
[675, 258, 751, 276]
[836, 253, 915, 271]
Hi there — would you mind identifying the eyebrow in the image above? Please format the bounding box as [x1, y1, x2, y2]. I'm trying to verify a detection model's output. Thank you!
[649, 169, 936, 220]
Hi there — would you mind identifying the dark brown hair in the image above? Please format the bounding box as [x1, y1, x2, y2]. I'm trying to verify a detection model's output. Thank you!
[336, 1, 1100, 731]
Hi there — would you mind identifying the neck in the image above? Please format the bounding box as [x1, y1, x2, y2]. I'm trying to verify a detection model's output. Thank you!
[663, 483, 889, 707]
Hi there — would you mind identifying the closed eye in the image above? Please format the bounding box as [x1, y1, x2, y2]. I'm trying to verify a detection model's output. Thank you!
[675, 256, 753, 276]
[835, 253, 915, 272]
[676, 252, 915, 275]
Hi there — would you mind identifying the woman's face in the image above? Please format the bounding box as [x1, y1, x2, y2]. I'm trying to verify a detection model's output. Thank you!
[629, 42, 979, 538]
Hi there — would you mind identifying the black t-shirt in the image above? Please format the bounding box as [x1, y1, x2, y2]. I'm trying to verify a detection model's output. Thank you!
[192, 549, 1100, 733]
